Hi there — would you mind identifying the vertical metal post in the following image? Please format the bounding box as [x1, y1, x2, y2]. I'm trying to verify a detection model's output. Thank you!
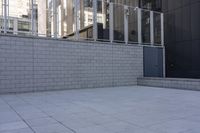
[74, 0, 77, 39]
[80, 0, 84, 29]
[161, 13, 164, 46]
[1, 0, 2, 13]
[31, 0, 36, 35]
[3, 0, 7, 33]
[137, 8, 142, 44]
[13, 19, 18, 35]
[93, 0, 97, 41]
[163, 46, 166, 77]
[161, 13, 165, 77]
[7, 0, 9, 31]
[0, 1, 2, 32]
[60, 0, 65, 36]
[109, 2, 114, 43]
[150, 11, 154, 45]
[31, 0, 33, 35]
[1, 1, 3, 29]
[102, 0, 106, 29]
[53, 0, 57, 38]
[124, 5, 129, 44]
[74, 0, 80, 40]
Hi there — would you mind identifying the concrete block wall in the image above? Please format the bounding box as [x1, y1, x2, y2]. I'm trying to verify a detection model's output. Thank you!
[0, 35, 143, 94]
[138, 77, 200, 91]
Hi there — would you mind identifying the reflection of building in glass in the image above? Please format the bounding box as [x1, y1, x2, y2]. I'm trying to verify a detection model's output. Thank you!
[1, 0, 162, 39]
[42, 0, 108, 38]
[140, 0, 162, 11]
[0, 0, 38, 35]
[0, 0, 30, 17]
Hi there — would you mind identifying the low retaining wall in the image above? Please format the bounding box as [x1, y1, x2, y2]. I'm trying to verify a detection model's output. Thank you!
[0, 35, 143, 94]
[138, 77, 200, 91]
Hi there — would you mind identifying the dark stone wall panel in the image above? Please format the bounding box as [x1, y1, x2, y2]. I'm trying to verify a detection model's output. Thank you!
[164, 0, 200, 78]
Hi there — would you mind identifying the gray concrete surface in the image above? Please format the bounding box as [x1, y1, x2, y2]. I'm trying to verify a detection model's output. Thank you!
[0, 86, 200, 133]
[0, 35, 143, 94]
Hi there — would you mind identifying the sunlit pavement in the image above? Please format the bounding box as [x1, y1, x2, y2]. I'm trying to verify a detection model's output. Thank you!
[0, 86, 200, 133]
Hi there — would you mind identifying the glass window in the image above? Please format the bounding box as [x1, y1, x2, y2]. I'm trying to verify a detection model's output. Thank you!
[128, 7, 138, 43]
[8, 20, 14, 30]
[154, 12, 161, 44]
[113, 3, 124, 42]
[141, 10, 150, 44]
[78, 0, 94, 39]
[18, 21, 30, 31]
[0, 19, 3, 29]
[97, 0, 109, 41]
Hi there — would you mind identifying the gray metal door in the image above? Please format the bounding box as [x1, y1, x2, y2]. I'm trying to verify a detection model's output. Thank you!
[144, 47, 163, 77]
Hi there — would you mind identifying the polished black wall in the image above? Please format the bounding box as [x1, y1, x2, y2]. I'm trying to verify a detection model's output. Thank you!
[162, 0, 200, 78]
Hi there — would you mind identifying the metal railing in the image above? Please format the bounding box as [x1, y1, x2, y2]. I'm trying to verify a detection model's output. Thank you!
[0, 0, 164, 46]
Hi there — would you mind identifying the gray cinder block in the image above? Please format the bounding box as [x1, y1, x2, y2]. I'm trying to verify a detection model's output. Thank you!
[0, 35, 143, 94]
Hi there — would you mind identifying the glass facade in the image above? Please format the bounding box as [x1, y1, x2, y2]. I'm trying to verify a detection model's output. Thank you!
[140, 0, 162, 11]
[0, 0, 163, 46]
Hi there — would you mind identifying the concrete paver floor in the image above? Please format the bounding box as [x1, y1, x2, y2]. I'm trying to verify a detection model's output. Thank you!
[0, 86, 200, 133]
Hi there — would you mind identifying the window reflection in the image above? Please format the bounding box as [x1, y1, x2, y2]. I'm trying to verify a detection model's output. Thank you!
[142, 10, 150, 44]
[140, 0, 162, 11]
[128, 7, 138, 43]
[113, 3, 124, 42]
[97, 0, 109, 40]
[0, 0, 32, 34]
[154, 12, 161, 44]
[0, 0, 163, 45]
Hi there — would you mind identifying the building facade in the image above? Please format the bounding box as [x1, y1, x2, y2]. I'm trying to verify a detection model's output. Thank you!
[163, 0, 200, 78]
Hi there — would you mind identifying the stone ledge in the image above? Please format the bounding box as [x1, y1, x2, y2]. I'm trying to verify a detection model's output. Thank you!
[137, 77, 200, 91]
